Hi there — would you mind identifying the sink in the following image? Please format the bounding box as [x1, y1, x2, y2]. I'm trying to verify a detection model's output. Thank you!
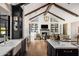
[0, 40, 16, 47]
[0, 42, 14, 47]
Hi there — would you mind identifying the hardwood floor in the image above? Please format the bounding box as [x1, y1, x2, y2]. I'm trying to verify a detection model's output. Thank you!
[26, 40, 47, 56]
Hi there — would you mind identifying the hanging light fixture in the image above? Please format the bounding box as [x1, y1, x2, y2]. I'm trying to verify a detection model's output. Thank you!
[44, 14, 49, 21]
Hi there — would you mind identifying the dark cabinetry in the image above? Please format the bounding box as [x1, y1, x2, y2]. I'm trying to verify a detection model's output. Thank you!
[21, 38, 26, 56]
[14, 39, 26, 56]
[12, 6, 23, 39]
[47, 42, 78, 56]
[47, 41, 53, 56]
[56, 49, 78, 56]
[5, 50, 13, 56]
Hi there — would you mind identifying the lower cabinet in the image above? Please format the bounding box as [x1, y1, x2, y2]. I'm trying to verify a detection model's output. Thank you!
[5, 39, 26, 56]
[55, 49, 78, 56]
[5, 46, 22, 56]
[14, 39, 26, 56]
[47, 42, 56, 56]
[5, 50, 13, 56]
[47, 41, 52, 56]
[13, 49, 22, 56]
[20, 38, 26, 56]
[47, 42, 78, 56]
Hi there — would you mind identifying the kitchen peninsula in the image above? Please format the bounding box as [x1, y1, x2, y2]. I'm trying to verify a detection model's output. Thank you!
[0, 39, 26, 56]
[47, 39, 78, 56]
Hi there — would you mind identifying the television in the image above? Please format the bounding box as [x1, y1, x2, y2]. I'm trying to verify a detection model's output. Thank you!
[41, 25, 48, 29]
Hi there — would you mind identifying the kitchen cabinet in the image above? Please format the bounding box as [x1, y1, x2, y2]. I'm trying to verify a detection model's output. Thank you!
[47, 42, 78, 56]
[4, 50, 13, 56]
[13, 42, 21, 56]
[0, 39, 26, 56]
[55, 49, 78, 56]
[20, 38, 26, 56]
[47, 40, 78, 56]
[12, 6, 23, 39]
[47, 41, 53, 56]
[13, 39, 26, 56]
[5, 48, 21, 56]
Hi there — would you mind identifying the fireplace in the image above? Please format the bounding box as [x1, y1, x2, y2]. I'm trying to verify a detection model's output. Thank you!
[40, 24, 49, 40]
[42, 32, 47, 40]
[41, 25, 48, 29]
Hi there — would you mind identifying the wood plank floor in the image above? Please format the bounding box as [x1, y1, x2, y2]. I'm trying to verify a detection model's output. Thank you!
[26, 40, 47, 56]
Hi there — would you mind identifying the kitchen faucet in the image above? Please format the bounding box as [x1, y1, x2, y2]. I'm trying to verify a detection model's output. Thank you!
[3, 35, 9, 44]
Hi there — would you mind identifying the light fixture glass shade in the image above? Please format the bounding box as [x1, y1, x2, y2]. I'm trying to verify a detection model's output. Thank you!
[44, 15, 49, 21]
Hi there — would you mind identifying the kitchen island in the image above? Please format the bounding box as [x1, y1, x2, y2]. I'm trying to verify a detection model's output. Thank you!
[0, 39, 26, 56]
[47, 39, 78, 56]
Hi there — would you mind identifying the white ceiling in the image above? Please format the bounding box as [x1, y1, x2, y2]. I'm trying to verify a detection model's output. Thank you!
[0, 3, 11, 15]
[49, 5, 78, 22]
[15, 3, 79, 22]
[57, 3, 79, 15]
[11, 3, 19, 5]
[26, 6, 47, 19]
[24, 3, 47, 15]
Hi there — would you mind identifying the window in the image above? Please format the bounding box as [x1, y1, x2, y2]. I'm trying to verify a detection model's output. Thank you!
[51, 23, 59, 34]
[0, 15, 8, 37]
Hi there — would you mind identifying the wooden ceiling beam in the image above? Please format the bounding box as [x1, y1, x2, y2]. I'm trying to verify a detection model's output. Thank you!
[44, 3, 53, 15]
[29, 12, 45, 20]
[25, 3, 50, 16]
[16, 3, 29, 6]
[53, 3, 79, 17]
[48, 11, 65, 21]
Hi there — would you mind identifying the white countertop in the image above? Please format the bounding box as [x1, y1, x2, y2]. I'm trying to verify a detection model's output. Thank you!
[47, 39, 78, 49]
[0, 38, 4, 43]
[0, 39, 23, 56]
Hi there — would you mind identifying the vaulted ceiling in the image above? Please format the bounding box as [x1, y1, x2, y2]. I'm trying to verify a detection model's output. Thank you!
[23, 3, 79, 22]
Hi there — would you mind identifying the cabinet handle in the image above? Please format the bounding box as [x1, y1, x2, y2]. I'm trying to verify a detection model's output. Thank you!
[64, 50, 72, 53]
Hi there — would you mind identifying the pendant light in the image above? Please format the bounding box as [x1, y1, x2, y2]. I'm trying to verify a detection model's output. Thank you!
[44, 14, 49, 21]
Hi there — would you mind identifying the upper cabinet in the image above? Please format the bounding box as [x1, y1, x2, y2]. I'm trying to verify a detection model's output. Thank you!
[12, 6, 23, 39]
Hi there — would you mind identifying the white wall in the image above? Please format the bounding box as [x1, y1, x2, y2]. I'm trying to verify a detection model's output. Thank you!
[38, 14, 50, 33]
[23, 12, 79, 40]
[23, 4, 79, 40]
[23, 12, 64, 39]
[71, 21, 79, 41]
[23, 15, 30, 39]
